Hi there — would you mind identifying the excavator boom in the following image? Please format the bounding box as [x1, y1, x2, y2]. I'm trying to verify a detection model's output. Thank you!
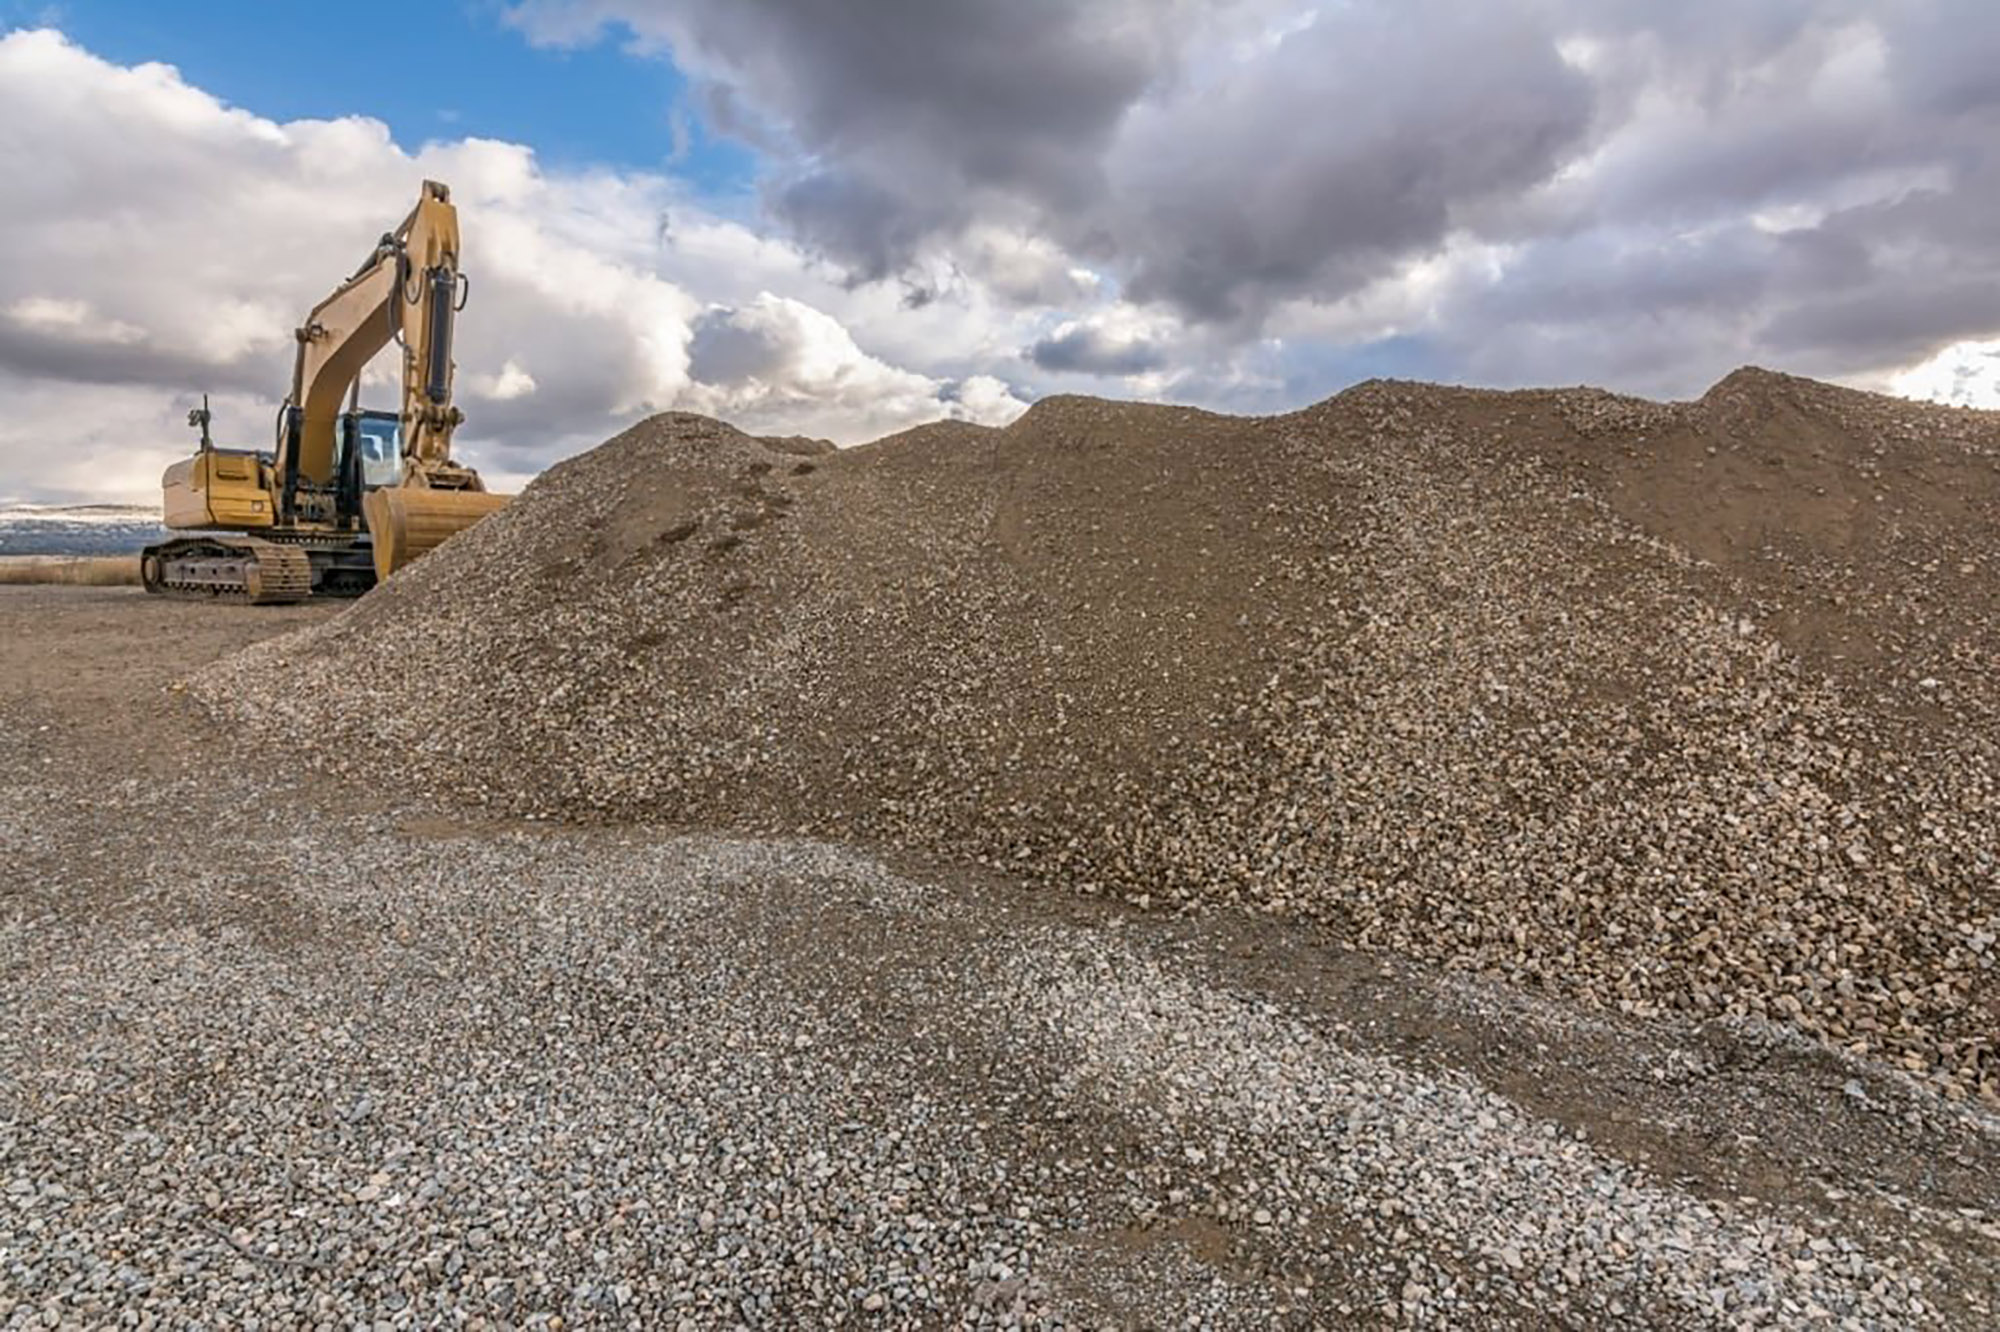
[287, 181, 476, 494]
[288, 180, 503, 580]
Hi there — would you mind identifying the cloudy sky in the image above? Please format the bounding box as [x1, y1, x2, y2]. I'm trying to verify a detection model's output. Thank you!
[3, 1, 1999, 502]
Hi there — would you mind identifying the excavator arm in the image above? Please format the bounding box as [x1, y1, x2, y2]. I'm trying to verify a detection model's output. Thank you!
[279, 179, 503, 577]
[284, 180, 478, 499]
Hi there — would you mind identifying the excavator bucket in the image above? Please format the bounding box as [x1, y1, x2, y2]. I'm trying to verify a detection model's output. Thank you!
[363, 487, 508, 581]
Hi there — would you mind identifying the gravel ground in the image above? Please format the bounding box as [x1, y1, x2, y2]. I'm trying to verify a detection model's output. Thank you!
[4, 587, 1998, 1327]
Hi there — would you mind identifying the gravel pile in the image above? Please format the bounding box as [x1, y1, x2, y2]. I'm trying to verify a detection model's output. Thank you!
[198, 367, 2000, 1098]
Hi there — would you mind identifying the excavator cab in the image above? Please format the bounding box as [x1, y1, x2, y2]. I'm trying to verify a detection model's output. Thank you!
[329, 406, 405, 534]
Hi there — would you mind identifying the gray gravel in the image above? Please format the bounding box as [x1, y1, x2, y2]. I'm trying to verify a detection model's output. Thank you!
[3, 818, 1071, 1328]
[4, 656, 1997, 1329]
[982, 935, 1993, 1326]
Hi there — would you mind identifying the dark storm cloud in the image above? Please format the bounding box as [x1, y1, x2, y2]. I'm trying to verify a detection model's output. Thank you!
[518, 0, 2000, 397]
[0, 321, 271, 395]
[511, 0, 1201, 272]
[687, 306, 781, 385]
[767, 173, 959, 287]
[510, 0, 1209, 270]
[1883, 0, 2000, 117]
[1027, 325, 1166, 376]
[1389, 2, 2000, 392]
[1462, 226, 1783, 331]
[511, 0, 1601, 322]
[457, 356, 645, 448]
[1105, 3, 1596, 322]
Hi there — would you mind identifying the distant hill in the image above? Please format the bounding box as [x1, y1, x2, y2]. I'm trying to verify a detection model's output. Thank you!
[0, 504, 166, 557]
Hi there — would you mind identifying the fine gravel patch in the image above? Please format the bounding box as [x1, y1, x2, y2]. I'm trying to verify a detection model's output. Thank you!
[5, 809, 1995, 1328]
[2, 831, 1070, 1328]
[197, 370, 2000, 1099]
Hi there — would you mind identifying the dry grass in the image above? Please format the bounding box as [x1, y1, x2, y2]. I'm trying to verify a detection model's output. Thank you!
[0, 555, 141, 586]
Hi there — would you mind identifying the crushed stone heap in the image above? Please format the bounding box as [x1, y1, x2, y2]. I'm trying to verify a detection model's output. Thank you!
[200, 368, 2000, 1098]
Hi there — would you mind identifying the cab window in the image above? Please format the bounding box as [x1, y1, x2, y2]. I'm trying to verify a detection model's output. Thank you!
[355, 417, 402, 488]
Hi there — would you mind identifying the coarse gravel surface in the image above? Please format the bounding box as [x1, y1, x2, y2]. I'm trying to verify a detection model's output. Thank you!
[5, 588, 1999, 1327]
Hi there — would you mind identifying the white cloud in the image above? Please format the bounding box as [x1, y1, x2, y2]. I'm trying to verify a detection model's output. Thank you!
[7, 296, 144, 344]
[466, 359, 538, 402]
[1887, 339, 2000, 408]
[948, 374, 1029, 426]
[958, 226, 1098, 306]
[1027, 304, 1186, 381]
[9, 297, 87, 330]
[684, 292, 1022, 441]
[0, 375, 265, 504]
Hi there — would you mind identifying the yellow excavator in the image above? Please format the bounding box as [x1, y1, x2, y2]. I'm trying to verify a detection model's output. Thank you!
[143, 180, 507, 602]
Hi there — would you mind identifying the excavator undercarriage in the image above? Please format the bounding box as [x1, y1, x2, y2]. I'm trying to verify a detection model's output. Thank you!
[140, 536, 366, 604]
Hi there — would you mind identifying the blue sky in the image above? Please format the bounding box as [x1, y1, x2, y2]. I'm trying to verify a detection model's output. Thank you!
[8, 0, 756, 192]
